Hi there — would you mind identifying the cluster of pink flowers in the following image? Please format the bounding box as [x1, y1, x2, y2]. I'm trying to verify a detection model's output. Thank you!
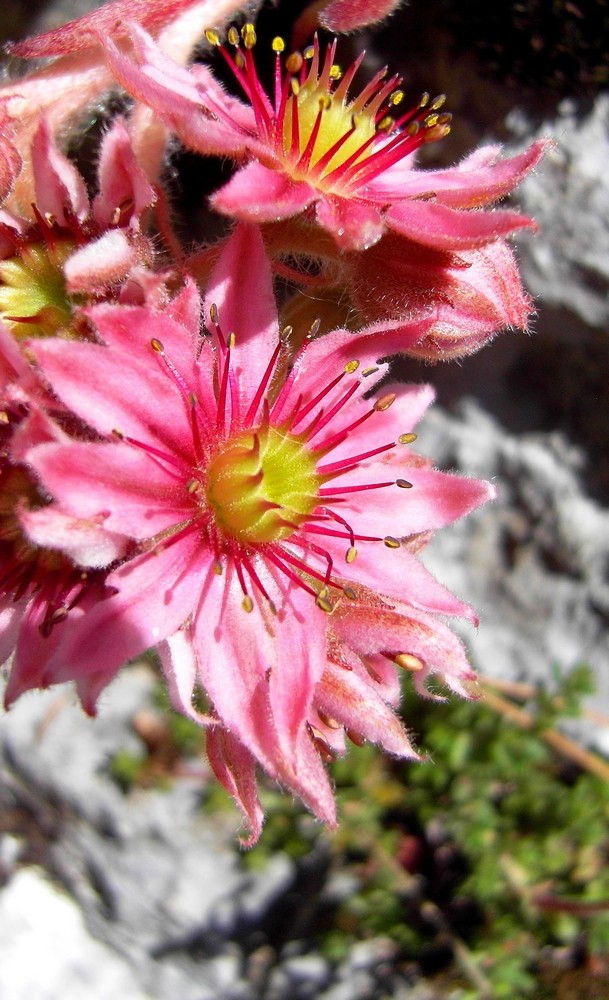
[0, 0, 545, 842]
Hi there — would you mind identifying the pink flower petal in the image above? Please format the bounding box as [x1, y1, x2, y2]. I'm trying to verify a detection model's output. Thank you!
[20, 504, 128, 568]
[387, 199, 537, 250]
[316, 195, 384, 250]
[211, 162, 317, 223]
[206, 727, 264, 846]
[92, 117, 156, 228]
[31, 118, 89, 225]
[27, 440, 191, 541]
[64, 230, 138, 294]
[369, 139, 548, 208]
[204, 223, 279, 403]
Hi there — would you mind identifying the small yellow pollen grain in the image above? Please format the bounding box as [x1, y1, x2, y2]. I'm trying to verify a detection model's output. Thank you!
[424, 113, 440, 128]
[186, 478, 201, 493]
[290, 78, 301, 96]
[286, 51, 303, 74]
[373, 393, 396, 412]
[419, 91, 430, 107]
[316, 593, 334, 613]
[407, 121, 420, 136]
[281, 324, 293, 341]
[303, 45, 315, 60]
[396, 478, 413, 489]
[318, 95, 332, 111]
[235, 50, 245, 69]
[362, 366, 379, 377]
[389, 90, 404, 106]
[150, 337, 164, 353]
[228, 332, 236, 349]
[398, 432, 417, 444]
[209, 303, 219, 324]
[430, 93, 446, 110]
[377, 116, 393, 132]
[242, 594, 254, 612]
[346, 545, 357, 564]
[384, 536, 400, 549]
[308, 318, 321, 338]
[241, 23, 256, 48]
[329, 64, 342, 80]
[344, 359, 360, 374]
[227, 26, 239, 46]
[213, 561, 223, 575]
[272, 36, 285, 52]
[204, 28, 221, 45]
[395, 652, 424, 672]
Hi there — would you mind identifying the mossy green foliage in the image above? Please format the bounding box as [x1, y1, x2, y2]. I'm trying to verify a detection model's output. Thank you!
[244, 666, 609, 996]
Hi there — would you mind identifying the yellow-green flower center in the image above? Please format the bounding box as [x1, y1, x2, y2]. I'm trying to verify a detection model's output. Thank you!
[206, 425, 321, 544]
[0, 240, 74, 338]
[282, 86, 377, 185]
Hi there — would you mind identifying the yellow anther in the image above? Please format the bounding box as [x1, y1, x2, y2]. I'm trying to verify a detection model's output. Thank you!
[111, 428, 124, 439]
[242, 595, 254, 612]
[419, 91, 430, 107]
[290, 78, 300, 96]
[430, 93, 446, 110]
[342, 585, 357, 600]
[228, 332, 236, 349]
[281, 325, 293, 341]
[286, 51, 303, 74]
[344, 359, 360, 374]
[213, 561, 223, 575]
[346, 546, 358, 564]
[395, 652, 424, 672]
[188, 392, 198, 408]
[186, 478, 201, 493]
[389, 89, 404, 105]
[303, 45, 315, 60]
[437, 112, 453, 125]
[377, 116, 393, 132]
[204, 28, 221, 46]
[406, 121, 420, 136]
[316, 593, 334, 613]
[424, 123, 451, 143]
[424, 113, 439, 128]
[318, 95, 332, 110]
[383, 536, 400, 549]
[227, 26, 239, 46]
[235, 51, 245, 69]
[272, 36, 285, 53]
[362, 366, 379, 377]
[398, 432, 417, 444]
[373, 392, 396, 412]
[329, 64, 342, 80]
[308, 318, 321, 337]
[241, 23, 256, 49]
[209, 303, 219, 324]
[396, 478, 413, 489]
[0, 411, 9, 424]
[150, 337, 164, 353]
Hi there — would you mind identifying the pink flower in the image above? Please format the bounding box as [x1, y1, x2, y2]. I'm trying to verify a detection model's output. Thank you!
[2, 0, 249, 215]
[19, 225, 493, 841]
[0, 116, 155, 339]
[97, 21, 546, 356]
